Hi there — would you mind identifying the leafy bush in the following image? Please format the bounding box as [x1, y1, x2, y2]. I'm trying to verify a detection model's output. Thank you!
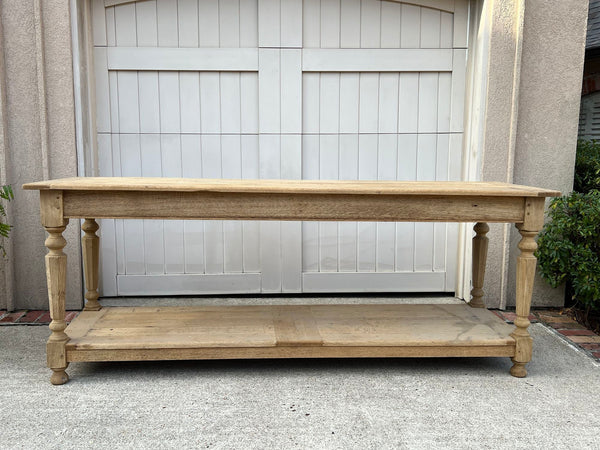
[536, 191, 600, 312]
[537, 140, 600, 313]
[0, 185, 13, 256]
[574, 140, 600, 193]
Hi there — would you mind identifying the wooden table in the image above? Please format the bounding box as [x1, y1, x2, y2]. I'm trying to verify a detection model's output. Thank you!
[23, 178, 560, 384]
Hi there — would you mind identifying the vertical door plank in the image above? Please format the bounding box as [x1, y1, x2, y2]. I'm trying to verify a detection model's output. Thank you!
[380, 1, 401, 49]
[400, 4, 420, 48]
[161, 134, 185, 273]
[340, 0, 360, 48]
[109, 72, 120, 132]
[119, 134, 145, 275]
[259, 49, 280, 133]
[303, 0, 321, 48]
[418, 73, 438, 133]
[434, 134, 450, 273]
[222, 135, 244, 273]
[114, 3, 137, 46]
[281, 50, 302, 134]
[398, 73, 419, 133]
[221, 73, 242, 133]
[359, 73, 379, 133]
[159, 72, 181, 133]
[357, 134, 377, 272]
[453, 0, 469, 48]
[117, 72, 139, 133]
[437, 72, 452, 133]
[377, 134, 397, 272]
[240, 0, 258, 47]
[200, 72, 221, 133]
[319, 73, 340, 133]
[396, 134, 417, 271]
[111, 135, 125, 277]
[302, 135, 320, 273]
[91, 0, 107, 46]
[105, 7, 116, 46]
[180, 73, 201, 133]
[446, 133, 464, 290]
[241, 135, 260, 272]
[338, 134, 359, 272]
[450, 49, 467, 132]
[157, 0, 179, 46]
[96, 134, 117, 295]
[181, 134, 205, 274]
[198, 0, 220, 47]
[136, 0, 158, 47]
[178, 0, 199, 47]
[220, 0, 241, 47]
[140, 134, 165, 275]
[281, 135, 302, 291]
[339, 74, 359, 133]
[420, 8, 441, 48]
[201, 135, 225, 274]
[378, 73, 399, 133]
[302, 73, 320, 133]
[415, 134, 436, 272]
[94, 48, 111, 133]
[259, 134, 281, 292]
[360, 0, 381, 48]
[258, 0, 280, 47]
[440, 11, 453, 48]
[321, 0, 341, 48]
[448, 133, 463, 182]
[281, 0, 302, 48]
[241, 73, 259, 133]
[139, 72, 161, 133]
[319, 134, 339, 272]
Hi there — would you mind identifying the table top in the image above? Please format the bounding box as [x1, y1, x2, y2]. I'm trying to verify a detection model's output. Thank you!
[23, 177, 561, 197]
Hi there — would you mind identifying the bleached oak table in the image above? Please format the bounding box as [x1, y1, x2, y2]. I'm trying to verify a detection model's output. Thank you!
[23, 178, 560, 385]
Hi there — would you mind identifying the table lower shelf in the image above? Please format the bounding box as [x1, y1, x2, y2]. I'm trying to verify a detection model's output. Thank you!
[64, 303, 516, 362]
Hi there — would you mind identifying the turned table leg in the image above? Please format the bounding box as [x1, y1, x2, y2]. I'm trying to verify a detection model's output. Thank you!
[45, 223, 70, 385]
[510, 198, 545, 378]
[82, 219, 101, 311]
[470, 222, 489, 308]
[509, 225, 538, 377]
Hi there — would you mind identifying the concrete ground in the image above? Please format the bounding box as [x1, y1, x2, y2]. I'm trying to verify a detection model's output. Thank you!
[1, 298, 599, 449]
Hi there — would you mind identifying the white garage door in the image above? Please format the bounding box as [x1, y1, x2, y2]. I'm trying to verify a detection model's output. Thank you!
[91, 0, 469, 296]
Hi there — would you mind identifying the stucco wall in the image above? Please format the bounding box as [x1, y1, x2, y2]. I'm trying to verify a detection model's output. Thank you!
[506, 0, 588, 307]
[0, 0, 82, 310]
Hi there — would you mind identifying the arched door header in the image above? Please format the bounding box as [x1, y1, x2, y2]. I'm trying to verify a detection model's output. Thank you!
[104, 0, 456, 15]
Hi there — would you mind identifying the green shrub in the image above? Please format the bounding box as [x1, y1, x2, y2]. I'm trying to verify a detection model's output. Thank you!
[536, 191, 600, 312]
[0, 184, 13, 256]
[574, 140, 600, 193]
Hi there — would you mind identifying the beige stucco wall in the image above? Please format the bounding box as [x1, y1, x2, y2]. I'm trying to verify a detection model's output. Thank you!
[506, 0, 588, 307]
[0, 0, 589, 310]
[0, 0, 82, 310]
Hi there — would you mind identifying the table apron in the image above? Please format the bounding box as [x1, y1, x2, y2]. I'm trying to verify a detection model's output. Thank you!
[62, 190, 526, 223]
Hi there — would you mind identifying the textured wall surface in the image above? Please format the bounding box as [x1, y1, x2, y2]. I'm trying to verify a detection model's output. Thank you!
[0, 0, 82, 310]
[506, 0, 588, 307]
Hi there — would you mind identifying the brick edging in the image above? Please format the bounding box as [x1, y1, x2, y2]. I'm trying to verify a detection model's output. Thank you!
[492, 309, 600, 361]
[0, 310, 78, 325]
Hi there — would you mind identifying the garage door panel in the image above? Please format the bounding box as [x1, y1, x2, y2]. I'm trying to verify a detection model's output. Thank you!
[304, 0, 453, 49]
[302, 72, 452, 135]
[104, 0, 259, 49]
[92, 0, 468, 295]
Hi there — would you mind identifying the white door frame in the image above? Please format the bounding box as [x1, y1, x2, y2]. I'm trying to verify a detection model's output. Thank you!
[70, 0, 500, 299]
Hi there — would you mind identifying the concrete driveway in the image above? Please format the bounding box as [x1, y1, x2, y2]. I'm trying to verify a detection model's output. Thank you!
[1, 312, 599, 449]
